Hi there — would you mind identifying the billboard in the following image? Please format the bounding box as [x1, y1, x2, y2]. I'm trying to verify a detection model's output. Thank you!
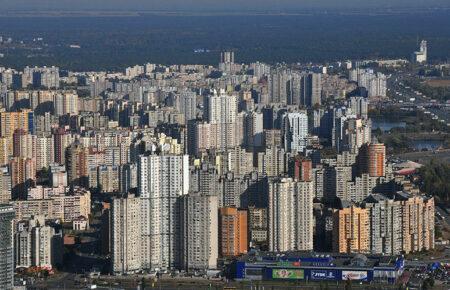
[342, 270, 368, 281]
[272, 269, 304, 280]
[310, 270, 337, 280]
[245, 268, 263, 280]
[277, 261, 301, 267]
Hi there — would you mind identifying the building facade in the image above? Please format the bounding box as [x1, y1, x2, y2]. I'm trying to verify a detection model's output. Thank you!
[268, 178, 314, 252]
[219, 207, 248, 257]
[181, 193, 218, 270]
[111, 194, 142, 274]
[138, 154, 189, 271]
[0, 204, 15, 290]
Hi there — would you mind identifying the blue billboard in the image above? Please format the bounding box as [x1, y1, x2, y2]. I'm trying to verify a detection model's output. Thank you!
[310, 270, 338, 280]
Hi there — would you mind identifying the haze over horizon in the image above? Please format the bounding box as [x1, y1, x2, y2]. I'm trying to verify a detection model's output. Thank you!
[0, 0, 449, 12]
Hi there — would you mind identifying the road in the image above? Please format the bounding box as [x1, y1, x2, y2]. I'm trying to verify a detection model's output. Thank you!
[31, 276, 401, 290]
[387, 73, 450, 126]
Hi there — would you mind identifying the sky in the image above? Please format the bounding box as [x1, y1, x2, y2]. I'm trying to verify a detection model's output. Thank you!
[0, 0, 448, 11]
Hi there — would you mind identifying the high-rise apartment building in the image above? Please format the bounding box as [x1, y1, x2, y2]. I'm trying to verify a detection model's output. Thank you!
[243, 111, 264, 148]
[178, 91, 197, 124]
[219, 207, 248, 257]
[362, 194, 403, 255]
[357, 142, 385, 177]
[349, 97, 368, 119]
[282, 112, 308, 154]
[301, 73, 322, 107]
[10, 157, 36, 193]
[0, 168, 12, 204]
[268, 178, 314, 252]
[111, 194, 141, 274]
[181, 192, 218, 270]
[66, 143, 88, 187]
[203, 90, 237, 124]
[332, 205, 369, 254]
[53, 128, 73, 165]
[54, 92, 79, 116]
[0, 110, 34, 138]
[331, 192, 435, 255]
[12, 129, 36, 159]
[395, 192, 435, 253]
[219, 51, 236, 72]
[291, 156, 312, 182]
[193, 91, 241, 153]
[268, 69, 293, 104]
[248, 207, 268, 245]
[350, 68, 386, 97]
[0, 137, 12, 166]
[257, 146, 286, 177]
[36, 135, 54, 170]
[32, 66, 60, 89]
[50, 164, 67, 188]
[189, 162, 219, 197]
[13, 187, 91, 222]
[368, 143, 386, 177]
[96, 165, 120, 193]
[323, 165, 352, 202]
[125, 65, 145, 78]
[335, 117, 371, 153]
[220, 51, 235, 64]
[119, 164, 137, 193]
[0, 204, 14, 290]
[138, 154, 189, 271]
[14, 216, 63, 269]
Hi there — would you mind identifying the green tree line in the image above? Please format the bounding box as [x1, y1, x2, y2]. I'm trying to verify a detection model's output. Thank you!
[418, 160, 450, 202]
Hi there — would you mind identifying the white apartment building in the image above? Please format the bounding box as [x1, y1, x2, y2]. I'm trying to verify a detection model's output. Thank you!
[14, 216, 62, 269]
[282, 112, 308, 154]
[268, 178, 314, 252]
[138, 154, 189, 271]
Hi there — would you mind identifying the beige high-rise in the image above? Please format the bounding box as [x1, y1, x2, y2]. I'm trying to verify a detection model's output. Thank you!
[396, 192, 435, 253]
[332, 205, 369, 253]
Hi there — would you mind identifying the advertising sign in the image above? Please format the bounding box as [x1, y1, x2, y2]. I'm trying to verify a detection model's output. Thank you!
[272, 269, 304, 279]
[245, 268, 263, 280]
[277, 261, 301, 267]
[342, 270, 368, 281]
[310, 270, 337, 280]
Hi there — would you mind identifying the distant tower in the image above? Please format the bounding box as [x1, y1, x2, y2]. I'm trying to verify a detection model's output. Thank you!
[219, 51, 235, 73]
[300, 73, 322, 107]
[413, 40, 427, 63]
[420, 40, 427, 59]
[220, 51, 234, 64]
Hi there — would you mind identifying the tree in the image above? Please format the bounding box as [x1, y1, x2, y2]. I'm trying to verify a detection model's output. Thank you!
[423, 277, 435, 290]
[418, 160, 450, 202]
